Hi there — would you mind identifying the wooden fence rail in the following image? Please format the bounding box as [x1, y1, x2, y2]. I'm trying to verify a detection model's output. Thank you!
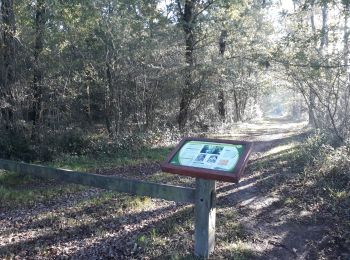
[0, 159, 195, 203]
[0, 159, 216, 258]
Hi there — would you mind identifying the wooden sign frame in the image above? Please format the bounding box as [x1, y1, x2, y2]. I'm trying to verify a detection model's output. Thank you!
[161, 137, 253, 183]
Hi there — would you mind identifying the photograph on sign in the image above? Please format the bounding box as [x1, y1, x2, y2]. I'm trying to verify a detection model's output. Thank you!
[161, 138, 253, 183]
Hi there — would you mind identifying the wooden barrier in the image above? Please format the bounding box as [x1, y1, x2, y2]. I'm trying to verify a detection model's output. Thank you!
[0, 159, 195, 203]
[0, 159, 216, 258]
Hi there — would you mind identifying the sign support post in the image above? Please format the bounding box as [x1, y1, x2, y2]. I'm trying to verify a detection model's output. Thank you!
[162, 137, 252, 258]
[194, 178, 216, 258]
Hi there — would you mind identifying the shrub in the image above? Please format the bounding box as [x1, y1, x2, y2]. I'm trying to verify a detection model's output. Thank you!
[56, 127, 91, 155]
[0, 128, 35, 161]
[297, 133, 350, 252]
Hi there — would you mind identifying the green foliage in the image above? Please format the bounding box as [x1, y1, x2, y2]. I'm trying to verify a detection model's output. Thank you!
[296, 131, 330, 165]
[3, 0, 350, 164]
[1, 0, 278, 163]
[52, 146, 170, 172]
[134, 206, 195, 258]
[296, 133, 350, 249]
[76, 191, 151, 212]
[0, 128, 34, 161]
[136, 228, 158, 247]
[56, 128, 91, 155]
[0, 171, 34, 186]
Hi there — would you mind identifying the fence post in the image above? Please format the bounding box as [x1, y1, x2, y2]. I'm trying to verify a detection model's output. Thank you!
[194, 178, 216, 258]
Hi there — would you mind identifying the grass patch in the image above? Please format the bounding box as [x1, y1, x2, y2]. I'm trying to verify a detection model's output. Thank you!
[217, 210, 246, 243]
[0, 146, 169, 209]
[51, 147, 172, 172]
[76, 190, 152, 213]
[283, 196, 297, 206]
[136, 228, 162, 247]
[135, 206, 195, 258]
[214, 209, 257, 259]
[148, 172, 194, 186]
[0, 170, 36, 186]
[0, 183, 86, 208]
[250, 146, 300, 172]
[220, 240, 255, 260]
[0, 171, 86, 208]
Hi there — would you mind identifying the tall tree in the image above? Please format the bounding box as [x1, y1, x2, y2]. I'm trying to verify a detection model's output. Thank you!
[218, 29, 227, 121]
[176, 0, 196, 131]
[30, 0, 46, 132]
[343, 0, 350, 68]
[308, 2, 317, 127]
[0, 0, 16, 125]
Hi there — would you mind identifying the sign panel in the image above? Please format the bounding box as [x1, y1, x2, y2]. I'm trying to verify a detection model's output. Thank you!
[161, 138, 253, 183]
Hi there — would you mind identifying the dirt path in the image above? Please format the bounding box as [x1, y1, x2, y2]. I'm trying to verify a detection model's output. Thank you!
[211, 119, 327, 259]
[1, 118, 334, 259]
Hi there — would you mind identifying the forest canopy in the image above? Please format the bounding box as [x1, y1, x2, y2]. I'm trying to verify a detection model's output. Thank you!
[0, 0, 349, 160]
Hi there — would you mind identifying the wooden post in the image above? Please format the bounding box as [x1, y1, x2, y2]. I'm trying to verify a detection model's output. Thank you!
[194, 178, 216, 258]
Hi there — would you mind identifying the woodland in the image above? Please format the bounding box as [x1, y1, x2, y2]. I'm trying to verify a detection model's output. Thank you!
[0, 0, 350, 259]
[0, 0, 349, 160]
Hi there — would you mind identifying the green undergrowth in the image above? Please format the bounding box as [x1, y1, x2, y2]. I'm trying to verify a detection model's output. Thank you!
[0, 146, 170, 209]
[0, 170, 36, 186]
[292, 133, 350, 255]
[148, 171, 194, 186]
[135, 206, 195, 258]
[213, 210, 255, 259]
[252, 133, 350, 255]
[75, 190, 152, 212]
[247, 140, 304, 195]
[50, 146, 172, 172]
[0, 171, 86, 208]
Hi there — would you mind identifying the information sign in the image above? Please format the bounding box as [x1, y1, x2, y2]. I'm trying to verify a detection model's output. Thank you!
[161, 138, 253, 183]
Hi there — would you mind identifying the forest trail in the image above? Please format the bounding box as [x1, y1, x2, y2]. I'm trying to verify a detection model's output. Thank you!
[1, 118, 332, 259]
[212, 118, 326, 259]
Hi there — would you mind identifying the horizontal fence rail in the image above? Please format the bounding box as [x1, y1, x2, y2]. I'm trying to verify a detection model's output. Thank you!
[0, 159, 195, 203]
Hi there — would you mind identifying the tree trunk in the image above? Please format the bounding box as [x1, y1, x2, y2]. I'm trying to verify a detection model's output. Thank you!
[177, 0, 196, 131]
[308, 6, 316, 127]
[344, 2, 349, 68]
[218, 90, 225, 121]
[105, 60, 119, 138]
[31, 0, 46, 131]
[320, 2, 328, 52]
[343, 2, 350, 137]
[217, 30, 227, 122]
[307, 2, 328, 127]
[105, 62, 113, 137]
[178, 87, 192, 131]
[308, 88, 316, 126]
[84, 64, 93, 124]
[0, 0, 16, 125]
[144, 82, 157, 131]
[233, 89, 240, 122]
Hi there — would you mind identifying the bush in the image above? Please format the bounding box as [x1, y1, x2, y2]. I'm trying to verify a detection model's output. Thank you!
[56, 127, 91, 155]
[297, 133, 350, 252]
[0, 128, 35, 161]
[296, 131, 329, 165]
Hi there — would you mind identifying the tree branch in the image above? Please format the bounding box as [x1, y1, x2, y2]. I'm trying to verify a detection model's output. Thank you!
[193, 0, 215, 21]
[176, 0, 184, 17]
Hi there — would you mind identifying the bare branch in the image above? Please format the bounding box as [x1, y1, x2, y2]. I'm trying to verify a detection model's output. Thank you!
[176, 0, 184, 17]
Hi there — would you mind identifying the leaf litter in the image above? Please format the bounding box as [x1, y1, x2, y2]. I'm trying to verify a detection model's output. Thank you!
[0, 120, 347, 259]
